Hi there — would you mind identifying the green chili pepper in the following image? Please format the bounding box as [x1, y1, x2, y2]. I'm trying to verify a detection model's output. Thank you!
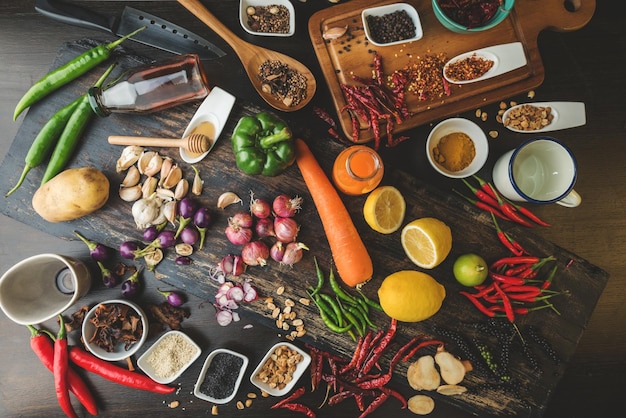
[319, 293, 344, 327]
[309, 257, 325, 297]
[13, 27, 145, 121]
[310, 293, 352, 333]
[5, 96, 82, 196]
[356, 288, 384, 312]
[339, 300, 365, 337]
[41, 63, 116, 184]
[230, 112, 295, 177]
[329, 266, 358, 305]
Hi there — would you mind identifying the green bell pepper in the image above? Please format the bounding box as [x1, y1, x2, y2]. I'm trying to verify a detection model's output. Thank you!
[231, 112, 295, 177]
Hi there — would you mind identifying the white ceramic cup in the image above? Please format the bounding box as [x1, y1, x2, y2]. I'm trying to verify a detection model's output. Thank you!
[492, 137, 581, 207]
[0, 254, 91, 325]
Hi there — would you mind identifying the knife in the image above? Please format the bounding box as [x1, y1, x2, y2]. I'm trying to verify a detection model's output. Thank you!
[34, 0, 226, 60]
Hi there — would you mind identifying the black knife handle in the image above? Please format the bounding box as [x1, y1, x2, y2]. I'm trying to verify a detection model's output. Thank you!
[35, 0, 116, 34]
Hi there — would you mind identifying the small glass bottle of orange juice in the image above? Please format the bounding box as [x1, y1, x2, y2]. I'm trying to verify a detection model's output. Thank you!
[332, 145, 384, 195]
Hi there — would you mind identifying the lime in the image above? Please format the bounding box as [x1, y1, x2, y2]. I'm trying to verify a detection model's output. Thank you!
[453, 253, 488, 287]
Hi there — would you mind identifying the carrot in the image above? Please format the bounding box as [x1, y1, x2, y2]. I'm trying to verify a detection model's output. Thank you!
[295, 139, 373, 287]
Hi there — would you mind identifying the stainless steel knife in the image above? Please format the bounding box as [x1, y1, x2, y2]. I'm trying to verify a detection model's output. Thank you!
[34, 0, 226, 60]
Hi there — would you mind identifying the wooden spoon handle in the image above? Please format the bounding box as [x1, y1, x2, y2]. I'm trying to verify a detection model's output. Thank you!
[108, 135, 185, 148]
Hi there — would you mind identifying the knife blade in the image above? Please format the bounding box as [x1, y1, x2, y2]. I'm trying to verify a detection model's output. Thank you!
[34, 0, 226, 60]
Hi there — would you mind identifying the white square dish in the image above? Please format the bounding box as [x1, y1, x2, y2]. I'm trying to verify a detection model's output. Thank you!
[249, 342, 311, 397]
[137, 330, 201, 384]
[194, 348, 249, 404]
[362, 3, 423, 47]
[240, 0, 295, 37]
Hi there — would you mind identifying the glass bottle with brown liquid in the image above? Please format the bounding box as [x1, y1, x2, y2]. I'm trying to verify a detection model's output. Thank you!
[88, 54, 210, 116]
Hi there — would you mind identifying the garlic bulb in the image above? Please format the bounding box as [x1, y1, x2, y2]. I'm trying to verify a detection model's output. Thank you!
[131, 192, 163, 229]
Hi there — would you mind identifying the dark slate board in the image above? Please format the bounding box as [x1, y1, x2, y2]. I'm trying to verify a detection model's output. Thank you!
[0, 40, 609, 417]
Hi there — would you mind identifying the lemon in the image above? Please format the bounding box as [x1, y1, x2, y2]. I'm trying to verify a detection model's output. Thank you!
[401, 218, 452, 269]
[378, 270, 446, 322]
[363, 186, 406, 234]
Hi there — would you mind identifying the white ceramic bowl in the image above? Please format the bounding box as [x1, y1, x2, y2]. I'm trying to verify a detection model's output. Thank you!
[137, 330, 202, 384]
[426, 118, 489, 178]
[362, 3, 423, 47]
[194, 348, 248, 404]
[82, 299, 148, 362]
[239, 0, 295, 37]
[249, 342, 311, 397]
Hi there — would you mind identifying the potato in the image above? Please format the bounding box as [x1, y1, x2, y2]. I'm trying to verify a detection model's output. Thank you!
[32, 167, 110, 222]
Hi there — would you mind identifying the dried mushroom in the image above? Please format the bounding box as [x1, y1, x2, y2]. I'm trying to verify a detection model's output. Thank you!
[148, 301, 190, 330]
[86, 303, 144, 352]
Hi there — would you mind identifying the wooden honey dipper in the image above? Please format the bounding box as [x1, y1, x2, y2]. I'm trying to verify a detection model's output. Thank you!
[108, 133, 211, 154]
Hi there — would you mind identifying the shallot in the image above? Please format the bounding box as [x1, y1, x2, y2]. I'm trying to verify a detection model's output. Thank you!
[274, 216, 300, 243]
[270, 241, 285, 263]
[272, 194, 303, 218]
[225, 224, 253, 246]
[230, 211, 254, 228]
[281, 242, 309, 266]
[213, 279, 258, 326]
[219, 254, 245, 276]
[255, 217, 275, 238]
[250, 191, 271, 218]
[241, 241, 269, 266]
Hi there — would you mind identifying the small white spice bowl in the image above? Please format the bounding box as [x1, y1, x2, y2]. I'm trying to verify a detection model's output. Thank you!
[137, 330, 201, 384]
[82, 299, 148, 362]
[249, 342, 311, 397]
[362, 3, 423, 47]
[426, 118, 489, 178]
[194, 348, 249, 404]
[239, 0, 296, 37]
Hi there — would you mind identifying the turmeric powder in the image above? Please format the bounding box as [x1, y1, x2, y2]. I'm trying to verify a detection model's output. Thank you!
[432, 132, 475, 171]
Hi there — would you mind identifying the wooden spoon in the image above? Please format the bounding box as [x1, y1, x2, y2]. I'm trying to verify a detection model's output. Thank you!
[177, 0, 316, 112]
[108, 133, 211, 154]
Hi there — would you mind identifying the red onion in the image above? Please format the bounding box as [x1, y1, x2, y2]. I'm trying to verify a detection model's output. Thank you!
[255, 217, 275, 238]
[250, 192, 271, 219]
[274, 216, 300, 243]
[281, 242, 309, 266]
[270, 241, 285, 263]
[242, 280, 258, 302]
[216, 309, 233, 326]
[241, 241, 269, 266]
[230, 211, 254, 228]
[219, 254, 245, 276]
[272, 194, 303, 218]
[225, 225, 253, 246]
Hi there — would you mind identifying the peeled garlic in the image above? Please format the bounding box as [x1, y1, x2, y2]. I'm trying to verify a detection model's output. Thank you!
[159, 157, 174, 186]
[174, 178, 189, 200]
[161, 164, 182, 189]
[121, 165, 140, 187]
[322, 25, 348, 40]
[156, 188, 175, 200]
[191, 165, 203, 196]
[116, 146, 143, 172]
[217, 191, 242, 209]
[119, 184, 142, 202]
[162, 200, 177, 225]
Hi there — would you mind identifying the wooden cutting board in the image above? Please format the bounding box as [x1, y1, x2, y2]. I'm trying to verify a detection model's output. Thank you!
[308, 0, 596, 143]
[0, 40, 608, 417]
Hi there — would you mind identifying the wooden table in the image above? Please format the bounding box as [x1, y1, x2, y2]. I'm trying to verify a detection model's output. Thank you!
[1, 1, 624, 417]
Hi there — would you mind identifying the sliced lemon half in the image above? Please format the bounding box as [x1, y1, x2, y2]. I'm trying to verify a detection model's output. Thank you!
[401, 217, 452, 269]
[363, 186, 406, 234]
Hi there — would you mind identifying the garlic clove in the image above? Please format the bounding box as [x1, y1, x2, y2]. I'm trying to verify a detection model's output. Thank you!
[322, 25, 348, 40]
[191, 165, 203, 196]
[156, 188, 175, 200]
[121, 165, 141, 187]
[217, 191, 242, 209]
[116, 146, 144, 173]
[162, 200, 177, 225]
[158, 157, 174, 186]
[119, 184, 142, 202]
[141, 176, 158, 198]
[162, 164, 182, 189]
[137, 151, 159, 176]
[174, 178, 189, 200]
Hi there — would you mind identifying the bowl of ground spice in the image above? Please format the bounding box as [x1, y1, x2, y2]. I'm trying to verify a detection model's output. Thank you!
[433, 0, 515, 33]
[427, 118, 489, 178]
[194, 348, 249, 404]
[240, 0, 295, 37]
[362, 3, 423, 47]
[137, 330, 201, 384]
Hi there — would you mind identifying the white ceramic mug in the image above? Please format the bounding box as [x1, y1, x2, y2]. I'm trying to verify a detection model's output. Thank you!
[492, 137, 582, 207]
[0, 254, 91, 325]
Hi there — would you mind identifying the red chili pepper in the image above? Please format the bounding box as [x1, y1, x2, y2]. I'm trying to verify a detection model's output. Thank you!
[54, 315, 78, 418]
[361, 319, 396, 375]
[380, 386, 408, 409]
[308, 348, 321, 392]
[340, 334, 365, 375]
[358, 392, 389, 418]
[357, 373, 391, 389]
[490, 256, 541, 270]
[490, 212, 527, 255]
[507, 201, 551, 227]
[493, 282, 515, 322]
[473, 175, 498, 200]
[484, 181, 535, 227]
[541, 264, 559, 289]
[489, 271, 527, 286]
[328, 390, 354, 406]
[517, 256, 556, 279]
[272, 386, 306, 409]
[27, 326, 98, 416]
[69, 346, 175, 394]
[278, 402, 316, 418]
[388, 335, 423, 371]
[462, 178, 500, 208]
[402, 340, 443, 362]
[505, 262, 534, 276]
[460, 291, 495, 317]
[355, 394, 366, 412]
[499, 284, 543, 295]
[454, 189, 510, 221]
